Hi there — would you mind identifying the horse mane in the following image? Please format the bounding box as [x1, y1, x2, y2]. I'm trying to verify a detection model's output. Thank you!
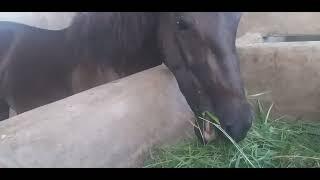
[66, 12, 160, 64]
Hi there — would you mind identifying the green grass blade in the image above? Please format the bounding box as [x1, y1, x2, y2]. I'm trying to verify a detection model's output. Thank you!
[198, 117, 256, 168]
[264, 103, 274, 124]
[202, 111, 221, 125]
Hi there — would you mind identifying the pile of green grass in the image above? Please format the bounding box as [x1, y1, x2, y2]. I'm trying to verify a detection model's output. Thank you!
[144, 100, 320, 168]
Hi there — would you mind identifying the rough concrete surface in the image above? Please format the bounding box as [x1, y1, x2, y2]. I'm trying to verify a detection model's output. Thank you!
[238, 12, 320, 37]
[238, 40, 320, 120]
[0, 65, 194, 168]
[236, 12, 320, 120]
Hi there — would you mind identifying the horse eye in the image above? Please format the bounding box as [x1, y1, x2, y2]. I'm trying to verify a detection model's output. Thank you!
[176, 19, 190, 30]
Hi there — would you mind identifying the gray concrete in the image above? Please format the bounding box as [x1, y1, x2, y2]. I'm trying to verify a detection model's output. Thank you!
[237, 38, 320, 121]
[0, 65, 194, 168]
[238, 12, 320, 37]
[236, 12, 320, 120]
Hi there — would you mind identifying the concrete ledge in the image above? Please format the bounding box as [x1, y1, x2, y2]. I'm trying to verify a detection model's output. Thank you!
[238, 12, 320, 37]
[0, 64, 194, 168]
[237, 41, 320, 120]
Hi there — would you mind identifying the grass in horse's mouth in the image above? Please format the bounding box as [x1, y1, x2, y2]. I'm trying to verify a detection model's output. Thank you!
[144, 97, 320, 168]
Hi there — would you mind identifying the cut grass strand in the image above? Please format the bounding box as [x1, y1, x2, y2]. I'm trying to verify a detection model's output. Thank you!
[198, 116, 256, 168]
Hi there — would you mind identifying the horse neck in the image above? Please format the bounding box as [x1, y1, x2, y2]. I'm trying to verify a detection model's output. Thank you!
[67, 12, 163, 75]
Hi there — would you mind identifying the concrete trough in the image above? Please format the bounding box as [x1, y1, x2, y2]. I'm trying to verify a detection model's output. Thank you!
[237, 34, 320, 121]
[0, 65, 194, 168]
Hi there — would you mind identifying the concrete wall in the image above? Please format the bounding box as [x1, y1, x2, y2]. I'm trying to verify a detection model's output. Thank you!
[0, 65, 194, 168]
[238, 12, 320, 37]
[237, 12, 320, 121]
[238, 41, 320, 121]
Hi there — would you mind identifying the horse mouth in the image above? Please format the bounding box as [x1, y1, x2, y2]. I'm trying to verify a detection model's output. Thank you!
[202, 121, 218, 144]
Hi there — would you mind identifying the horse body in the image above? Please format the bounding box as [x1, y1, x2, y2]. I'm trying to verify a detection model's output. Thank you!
[0, 22, 75, 115]
[0, 12, 253, 143]
[0, 13, 163, 115]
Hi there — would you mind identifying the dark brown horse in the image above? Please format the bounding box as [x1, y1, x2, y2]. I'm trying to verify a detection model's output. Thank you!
[0, 12, 252, 143]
